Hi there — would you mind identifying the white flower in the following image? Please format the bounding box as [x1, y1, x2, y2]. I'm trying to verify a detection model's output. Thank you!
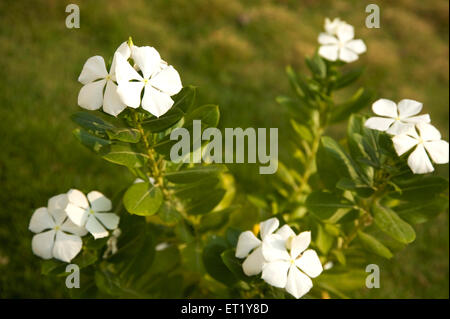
[365, 99, 431, 135]
[115, 45, 183, 117]
[77, 42, 131, 116]
[65, 189, 120, 239]
[392, 123, 449, 174]
[324, 17, 348, 35]
[235, 218, 295, 276]
[261, 231, 323, 299]
[29, 194, 87, 262]
[318, 23, 366, 63]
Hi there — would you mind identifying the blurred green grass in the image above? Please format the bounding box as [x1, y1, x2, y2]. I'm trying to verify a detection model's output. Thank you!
[0, 0, 448, 298]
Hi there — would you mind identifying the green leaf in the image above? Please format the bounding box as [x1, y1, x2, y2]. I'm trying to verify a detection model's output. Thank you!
[306, 191, 354, 221]
[184, 188, 226, 215]
[199, 207, 233, 232]
[71, 112, 115, 137]
[142, 107, 184, 133]
[73, 128, 111, 153]
[184, 104, 220, 129]
[306, 54, 326, 78]
[333, 67, 364, 90]
[390, 175, 449, 202]
[316, 136, 364, 189]
[290, 119, 313, 142]
[315, 223, 335, 254]
[157, 202, 182, 225]
[165, 165, 226, 184]
[357, 231, 393, 259]
[221, 249, 249, 282]
[372, 202, 416, 244]
[203, 236, 237, 284]
[396, 195, 448, 224]
[275, 95, 312, 122]
[102, 144, 148, 168]
[329, 88, 373, 124]
[315, 269, 367, 292]
[106, 128, 141, 143]
[172, 85, 197, 113]
[123, 182, 163, 216]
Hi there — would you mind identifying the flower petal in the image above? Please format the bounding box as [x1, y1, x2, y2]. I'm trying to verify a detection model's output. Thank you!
[114, 52, 143, 83]
[336, 24, 354, 42]
[117, 81, 145, 109]
[103, 81, 127, 116]
[95, 213, 120, 230]
[392, 134, 419, 156]
[417, 123, 441, 141]
[285, 265, 313, 299]
[60, 218, 88, 237]
[67, 189, 89, 209]
[290, 231, 311, 259]
[142, 86, 174, 117]
[275, 224, 296, 241]
[295, 249, 323, 278]
[131, 46, 161, 79]
[261, 260, 290, 288]
[65, 204, 89, 227]
[29, 207, 55, 233]
[339, 46, 359, 63]
[52, 231, 82, 263]
[386, 120, 414, 135]
[235, 230, 261, 258]
[346, 39, 366, 54]
[87, 191, 112, 212]
[78, 56, 108, 85]
[318, 44, 339, 61]
[242, 247, 265, 276]
[149, 66, 183, 96]
[110, 42, 132, 75]
[318, 33, 338, 45]
[424, 140, 449, 164]
[397, 99, 423, 119]
[364, 117, 395, 132]
[259, 217, 280, 240]
[31, 230, 55, 260]
[48, 194, 69, 225]
[86, 215, 109, 239]
[407, 143, 434, 174]
[77, 80, 106, 110]
[372, 99, 398, 118]
[402, 114, 430, 124]
[262, 234, 290, 262]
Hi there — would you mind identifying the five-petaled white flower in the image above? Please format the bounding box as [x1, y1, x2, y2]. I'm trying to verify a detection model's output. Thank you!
[318, 23, 366, 63]
[261, 231, 323, 299]
[65, 189, 120, 239]
[235, 218, 295, 276]
[78, 42, 131, 116]
[115, 45, 183, 117]
[365, 99, 430, 135]
[29, 194, 87, 262]
[392, 122, 449, 174]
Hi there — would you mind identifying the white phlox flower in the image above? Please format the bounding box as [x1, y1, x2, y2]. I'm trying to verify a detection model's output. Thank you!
[235, 218, 296, 276]
[65, 189, 120, 239]
[29, 194, 87, 262]
[78, 42, 132, 116]
[365, 99, 430, 135]
[318, 22, 366, 63]
[115, 45, 183, 117]
[261, 231, 323, 299]
[392, 122, 449, 174]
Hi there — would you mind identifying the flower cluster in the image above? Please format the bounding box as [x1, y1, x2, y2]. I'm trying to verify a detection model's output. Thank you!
[78, 40, 182, 117]
[365, 98, 449, 174]
[318, 18, 367, 63]
[29, 190, 119, 263]
[235, 218, 323, 299]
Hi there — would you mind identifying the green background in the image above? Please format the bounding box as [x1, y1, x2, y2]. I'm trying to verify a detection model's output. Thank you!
[0, 0, 448, 298]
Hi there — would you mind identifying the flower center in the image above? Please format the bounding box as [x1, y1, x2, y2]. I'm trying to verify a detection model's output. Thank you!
[89, 208, 95, 215]
[418, 137, 424, 144]
[105, 74, 111, 81]
[54, 225, 60, 231]
[290, 258, 295, 265]
[144, 78, 148, 85]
